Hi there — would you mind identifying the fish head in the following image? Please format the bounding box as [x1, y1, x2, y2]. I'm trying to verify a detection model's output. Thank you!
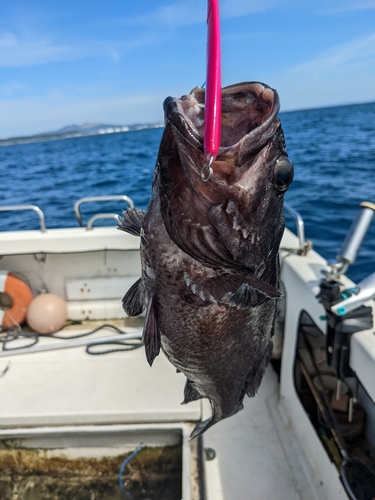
[159, 82, 293, 277]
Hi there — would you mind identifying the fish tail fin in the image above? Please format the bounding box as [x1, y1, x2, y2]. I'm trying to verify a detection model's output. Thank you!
[189, 417, 217, 440]
[118, 208, 145, 236]
[189, 398, 245, 439]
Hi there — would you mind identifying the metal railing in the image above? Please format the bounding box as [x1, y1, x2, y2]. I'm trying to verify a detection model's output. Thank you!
[86, 213, 121, 231]
[74, 195, 134, 228]
[0, 205, 47, 232]
[284, 204, 305, 249]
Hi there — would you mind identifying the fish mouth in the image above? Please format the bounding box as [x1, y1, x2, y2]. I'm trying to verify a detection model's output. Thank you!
[163, 82, 280, 154]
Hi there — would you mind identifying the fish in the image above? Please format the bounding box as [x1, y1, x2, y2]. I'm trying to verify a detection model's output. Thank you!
[119, 82, 294, 439]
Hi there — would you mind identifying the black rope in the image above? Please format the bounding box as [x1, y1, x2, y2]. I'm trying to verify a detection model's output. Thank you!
[52, 322, 127, 339]
[0, 325, 38, 351]
[86, 339, 143, 355]
[53, 323, 144, 355]
[0, 323, 143, 355]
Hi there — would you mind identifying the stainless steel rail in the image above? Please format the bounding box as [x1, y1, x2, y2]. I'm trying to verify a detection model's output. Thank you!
[0, 205, 47, 232]
[284, 204, 305, 249]
[329, 201, 375, 278]
[74, 195, 134, 227]
[86, 213, 120, 230]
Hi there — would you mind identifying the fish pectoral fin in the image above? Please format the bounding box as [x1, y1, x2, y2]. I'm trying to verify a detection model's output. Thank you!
[118, 208, 145, 236]
[200, 273, 281, 307]
[223, 280, 281, 309]
[142, 296, 160, 366]
[122, 278, 146, 316]
[181, 379, 203, 405]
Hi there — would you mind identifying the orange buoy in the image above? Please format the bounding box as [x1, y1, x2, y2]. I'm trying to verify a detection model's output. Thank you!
[0, 272, 34, 326]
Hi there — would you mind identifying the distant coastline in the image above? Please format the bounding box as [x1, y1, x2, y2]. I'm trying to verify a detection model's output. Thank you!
[2, 100, 373, 148]
[0, 122, 164, 147]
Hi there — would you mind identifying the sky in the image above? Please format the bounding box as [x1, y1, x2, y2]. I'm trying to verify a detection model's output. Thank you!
[1, 0, 375, 139]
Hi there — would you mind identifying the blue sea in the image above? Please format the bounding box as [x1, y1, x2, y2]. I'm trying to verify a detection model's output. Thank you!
[0, 102, 374, 284]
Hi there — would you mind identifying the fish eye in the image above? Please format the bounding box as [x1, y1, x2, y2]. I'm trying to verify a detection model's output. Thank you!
[274, 156, 294, 193]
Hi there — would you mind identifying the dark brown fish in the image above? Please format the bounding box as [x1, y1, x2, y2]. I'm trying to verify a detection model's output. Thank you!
[119, 82, 293, 439]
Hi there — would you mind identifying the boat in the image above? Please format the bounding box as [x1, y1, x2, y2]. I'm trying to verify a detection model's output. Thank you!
[0, 195, 375, 499]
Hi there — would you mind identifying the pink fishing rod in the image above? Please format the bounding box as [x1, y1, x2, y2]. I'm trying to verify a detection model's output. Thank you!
[202, 0, 221, 181]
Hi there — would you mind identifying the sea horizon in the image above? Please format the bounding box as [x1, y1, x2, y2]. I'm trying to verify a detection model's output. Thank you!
[2, 98, 374, 147]
[1, 100, 374, 285]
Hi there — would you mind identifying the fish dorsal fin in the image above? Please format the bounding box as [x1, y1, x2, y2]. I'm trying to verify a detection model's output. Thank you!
[118, 208, 145, 236]
[122, 278, 146, 316]
[143, 295, 160, 366]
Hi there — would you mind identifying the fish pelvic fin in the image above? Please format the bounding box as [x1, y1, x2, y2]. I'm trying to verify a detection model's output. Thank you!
[118, 208, 145, 236]
[122, 278, 146, 316]
[143, 295, 160, 366]
[181, 379, 203, 405]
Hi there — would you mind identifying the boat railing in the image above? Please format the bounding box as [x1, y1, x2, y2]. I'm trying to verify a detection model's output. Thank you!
[86, 213, 121, 231]
[0, 205, 47, 233]
[284, 204, 305, 249]
[74, 195, 134, 227]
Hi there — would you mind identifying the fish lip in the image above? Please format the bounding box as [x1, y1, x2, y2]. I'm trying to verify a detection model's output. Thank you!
[163, 96, 203, 150]
[163, 82, 280, 156]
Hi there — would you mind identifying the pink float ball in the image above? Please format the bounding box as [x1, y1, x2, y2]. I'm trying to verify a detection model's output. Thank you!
[27, 293, 68, 334]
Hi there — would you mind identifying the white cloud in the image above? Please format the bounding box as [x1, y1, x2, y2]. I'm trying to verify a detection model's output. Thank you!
[124, 0, 277, 27]
[220, 0, 278, 18]
[0, 35, 107, 67]
[0, 32, 18, 47]
[274, 33, 375, 110]
[126, 0, 205, 26]
[322, 0, 375, 14]
[0, 81, 29, 97]
[286, 32, 375, 77]
[0, 31, 152, 68]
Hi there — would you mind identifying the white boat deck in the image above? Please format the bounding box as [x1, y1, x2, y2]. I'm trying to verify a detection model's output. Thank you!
[202, 365, 320, 500]
[0, 320, 320, 499]
[0, 322, 201, 428]
[2, 226, 374, 498]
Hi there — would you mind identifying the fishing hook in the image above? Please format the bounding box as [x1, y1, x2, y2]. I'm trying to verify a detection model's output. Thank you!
[201, 155, 214, 182]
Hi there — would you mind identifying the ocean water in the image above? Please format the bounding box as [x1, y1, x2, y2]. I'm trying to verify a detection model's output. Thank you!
[0, 102, 374, 283]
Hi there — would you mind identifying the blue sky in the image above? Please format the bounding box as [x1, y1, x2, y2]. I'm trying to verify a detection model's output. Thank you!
[1, 0, 375, 139]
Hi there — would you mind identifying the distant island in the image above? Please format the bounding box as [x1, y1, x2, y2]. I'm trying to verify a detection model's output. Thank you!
[0, 122, 164, 147]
